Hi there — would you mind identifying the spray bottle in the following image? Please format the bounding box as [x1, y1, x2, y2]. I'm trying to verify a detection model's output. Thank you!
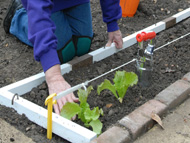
[136, 31, 156, 87]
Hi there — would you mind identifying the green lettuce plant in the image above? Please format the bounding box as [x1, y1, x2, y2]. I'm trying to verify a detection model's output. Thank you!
[60, 86, 103, 135]
[97, 70, 138, 103]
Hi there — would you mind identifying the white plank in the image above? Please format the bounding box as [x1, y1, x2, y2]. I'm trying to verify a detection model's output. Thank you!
[142, 21, 166, 34]
[173, 8, 190, 23]
[0, 72, 45, 95]
[0, 90, 97, 143]
[60, 63, 72, 75]
[89, 43, 121, 62]
[122, 32, 138, 50]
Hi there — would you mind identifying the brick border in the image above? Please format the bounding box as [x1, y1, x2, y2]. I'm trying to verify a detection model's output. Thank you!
[90, 72, 190, 143]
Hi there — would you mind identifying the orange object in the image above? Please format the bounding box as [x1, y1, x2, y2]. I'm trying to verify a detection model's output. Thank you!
[120, 0, 140, 17]
[136, 31, 156, 42]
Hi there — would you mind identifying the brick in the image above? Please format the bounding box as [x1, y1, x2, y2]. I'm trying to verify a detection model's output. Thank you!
[138, 99, 167, 117]
[155, 80, 190, 110]
[182, 72, 190, 82]
[163, 17, 176, 29]
[119, 100, 167, 140]
[68, 54, 93, 70]
[90, 126, 131, 143]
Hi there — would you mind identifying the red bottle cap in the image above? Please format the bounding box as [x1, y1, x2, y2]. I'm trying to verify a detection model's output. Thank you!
[136, 31, 156, 42]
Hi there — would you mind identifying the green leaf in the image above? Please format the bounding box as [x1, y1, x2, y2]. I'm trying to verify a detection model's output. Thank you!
[99, 108, 104, 116]
[113, 71, 129, 102]
[78, 89, 87, 104]
[113, 71, 138, 103]
[84, 107, 100, 121]
[125, 72, 138, 87]
[60, 102, 81, 120]
[77, 86, 93, 123]
[89, 119, 103, 135]
[78, 102, 90, 123]
[84, 122, 90, 128]
[80, 102, 90, 110]
[97, 79, 118, 99]
[116, 85, 129, 103]
[78, 86, 93, 105]
[113, 71, 126, 88]
[87, 85, 93, 95]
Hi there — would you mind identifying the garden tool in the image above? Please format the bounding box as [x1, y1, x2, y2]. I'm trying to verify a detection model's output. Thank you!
[135, 31, 156, 87]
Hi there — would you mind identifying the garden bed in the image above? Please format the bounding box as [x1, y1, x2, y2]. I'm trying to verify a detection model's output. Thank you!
[0, 0, 190, 143]
[22, 16, 190, 134]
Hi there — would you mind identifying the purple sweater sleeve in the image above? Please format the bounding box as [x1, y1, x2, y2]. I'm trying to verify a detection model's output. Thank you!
[100, 0, 122, 32]
[22, 0, 60, 72]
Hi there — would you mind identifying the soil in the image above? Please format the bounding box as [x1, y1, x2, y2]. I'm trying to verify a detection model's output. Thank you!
[0, 0, 190, 143]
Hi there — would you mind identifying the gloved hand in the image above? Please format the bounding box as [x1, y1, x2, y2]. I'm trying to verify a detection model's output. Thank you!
[45, 64, 79, 115]
[106, 30, 123, 49]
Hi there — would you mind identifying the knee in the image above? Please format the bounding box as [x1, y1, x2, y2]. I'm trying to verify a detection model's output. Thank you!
[57, 35, 93, 64]
[73, 36, 92, 56]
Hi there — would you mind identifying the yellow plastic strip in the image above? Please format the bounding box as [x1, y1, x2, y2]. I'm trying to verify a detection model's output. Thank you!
[45, 93, 57, 139]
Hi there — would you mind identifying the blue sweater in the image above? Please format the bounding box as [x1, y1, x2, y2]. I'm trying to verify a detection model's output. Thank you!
[21, 0, 122, 72]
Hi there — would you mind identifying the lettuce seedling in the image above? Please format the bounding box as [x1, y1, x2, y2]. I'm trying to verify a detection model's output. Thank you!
[60, 86, 103, 135]
[97, 71, 138, 103]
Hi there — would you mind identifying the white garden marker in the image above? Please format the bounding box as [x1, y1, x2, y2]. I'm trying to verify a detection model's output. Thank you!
[0, 8, 190, 143]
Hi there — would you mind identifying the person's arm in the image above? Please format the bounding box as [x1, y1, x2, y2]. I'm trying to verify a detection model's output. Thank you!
[99, 0, 123, 49]
[22, 0, 60, 71]
[22, 0, 78, 114]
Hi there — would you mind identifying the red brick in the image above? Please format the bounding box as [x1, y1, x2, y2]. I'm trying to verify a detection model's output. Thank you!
[155, 80, 190, 110]
[139, 99, 167, 117]
[90, 126, 131, 143]
[119, 100, 167, 140]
